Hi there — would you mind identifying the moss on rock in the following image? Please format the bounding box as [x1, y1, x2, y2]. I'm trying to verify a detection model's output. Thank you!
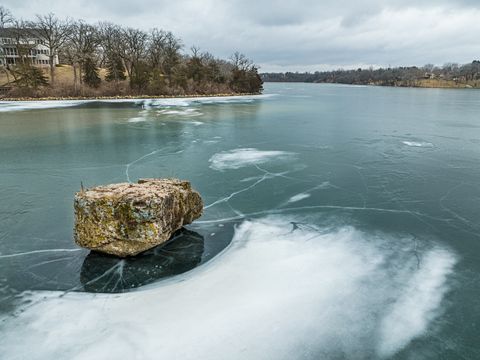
[74, 179, 203, 257]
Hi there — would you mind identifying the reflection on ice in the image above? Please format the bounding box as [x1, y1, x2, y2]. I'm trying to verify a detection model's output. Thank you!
[0, 216, 456, 360]
[80, 228, 204, 293]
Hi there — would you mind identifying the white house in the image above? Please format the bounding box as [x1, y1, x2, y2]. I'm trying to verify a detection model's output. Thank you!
[0, 28, 59, 67]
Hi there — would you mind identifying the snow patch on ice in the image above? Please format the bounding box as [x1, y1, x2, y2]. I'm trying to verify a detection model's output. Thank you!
[286, 193, 311, 203]
[0, 100, 89, 112]
[141, 94, 274, 108]
[157, 108, 203, 117]
[127, 117, 147, 123]
[402, 141, 434, 148]
[0, 94, 273, 113]
[377, 248, 456, 357]
[0, 216, 456, 360]
[209, 148, 295, 170]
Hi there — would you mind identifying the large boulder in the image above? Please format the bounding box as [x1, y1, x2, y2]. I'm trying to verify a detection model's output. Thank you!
[74, 178, 203, 257]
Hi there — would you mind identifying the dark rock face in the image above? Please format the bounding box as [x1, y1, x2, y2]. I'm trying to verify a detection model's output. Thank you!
[74, 179, 203, 257]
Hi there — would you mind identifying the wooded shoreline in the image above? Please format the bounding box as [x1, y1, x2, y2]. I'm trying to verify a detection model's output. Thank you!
[263, 80, 480, 89]
[0, 9, 263, 100]
[261, 61, 480, 90]
[265, 80, 480, 90]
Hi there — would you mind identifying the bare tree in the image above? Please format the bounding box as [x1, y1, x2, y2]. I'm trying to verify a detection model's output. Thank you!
[190, 45, 200, 58]
[0, 6, 13, 77]
[0, 8, 9, 75]
[60, 42, 78, 89]
[120, 27, 148, 79]
[162, 31, 182, 79]
[230, 52, 253, 71]
[423, 64, 435, 73]
[0, 6, 13, 28]
[147, 29, 182, 81]
[148, 28, 167, 69]
[9, 19, 36, 65]
[33, 13, 72, 84]
[98, 22, 123, 64]
[62, 21, 100, 89]
[201, 52, 224, 83]
[2, 19, 45, 86]
[98, 22, 125, 83]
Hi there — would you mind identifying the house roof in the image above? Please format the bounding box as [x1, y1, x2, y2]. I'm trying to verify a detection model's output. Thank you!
[0, 28, 42, 39]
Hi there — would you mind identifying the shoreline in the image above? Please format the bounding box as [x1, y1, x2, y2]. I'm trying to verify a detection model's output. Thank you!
[264, 81, 479, 90]
[0, 92, 261, 102]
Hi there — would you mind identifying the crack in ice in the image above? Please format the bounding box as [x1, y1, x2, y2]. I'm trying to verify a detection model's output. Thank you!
[125, 149, 183, 183]
[0, 248, 82, 259]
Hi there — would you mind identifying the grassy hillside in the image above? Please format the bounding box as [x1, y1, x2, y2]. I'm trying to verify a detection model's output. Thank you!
[0, 65, 108, 86]
[411, 79, 480, 89]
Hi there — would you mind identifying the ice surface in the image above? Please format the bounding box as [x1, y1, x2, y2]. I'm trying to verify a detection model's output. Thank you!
[0, 216, 456, 360]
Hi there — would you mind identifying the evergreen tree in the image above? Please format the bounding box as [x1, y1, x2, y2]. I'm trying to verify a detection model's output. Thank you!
[205, 60, 223, 83]
[172, 64, 188, 89]
[185, 56, 205, 83]
[246, 67, 263, 93]
[11, 64, 49, 89]
[83, 57, 101, 88]
[129, 61, 151, 92]
[105, 56, 126, 82]
[148, 68, 166, 93]
[230, 67, 263, 93]
[228, 53, 263, 93]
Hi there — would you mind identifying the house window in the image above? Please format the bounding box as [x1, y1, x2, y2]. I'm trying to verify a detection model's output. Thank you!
[5, 48, 17, 56]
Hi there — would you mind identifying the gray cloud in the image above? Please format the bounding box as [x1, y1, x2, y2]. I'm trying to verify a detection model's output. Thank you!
[2, 0, 480, 71]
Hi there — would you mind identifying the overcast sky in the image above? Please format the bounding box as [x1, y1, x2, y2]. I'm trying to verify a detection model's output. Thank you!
[3, 0, 480, 72]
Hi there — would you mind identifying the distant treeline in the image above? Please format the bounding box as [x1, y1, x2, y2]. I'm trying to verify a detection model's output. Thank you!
[262, 61, 480, 88]
[0, 6, 263, 98]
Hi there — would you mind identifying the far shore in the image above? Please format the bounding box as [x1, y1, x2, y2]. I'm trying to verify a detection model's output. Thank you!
[0, 92, 261, 102]
[263, 80, 479, 90]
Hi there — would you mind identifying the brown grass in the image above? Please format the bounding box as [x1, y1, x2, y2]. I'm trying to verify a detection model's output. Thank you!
[413, 79, 480, 89]
[0, 64, 107, 85]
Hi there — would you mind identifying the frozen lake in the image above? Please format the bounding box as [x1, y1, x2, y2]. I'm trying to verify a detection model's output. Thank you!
[0, 83, 479, 359]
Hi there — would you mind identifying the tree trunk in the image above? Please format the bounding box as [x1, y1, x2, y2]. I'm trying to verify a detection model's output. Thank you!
[50, 55, 55, 84]
[73, 63, 78, 93]
[123, 59, 131, 79]
[3, 68, 10, 84]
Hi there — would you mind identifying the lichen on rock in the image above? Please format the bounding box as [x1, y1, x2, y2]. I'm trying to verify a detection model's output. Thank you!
[74, 178, 203, 257]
